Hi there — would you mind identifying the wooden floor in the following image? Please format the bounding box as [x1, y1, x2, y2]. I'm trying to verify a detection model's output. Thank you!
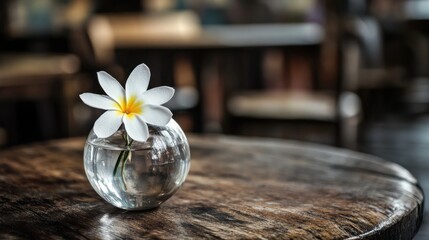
[359, 115, 429, 239]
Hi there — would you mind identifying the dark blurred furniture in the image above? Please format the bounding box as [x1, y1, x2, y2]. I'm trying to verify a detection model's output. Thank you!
[224, 1, 397, 149]
[88, 12, 328, 136]
[0, 28, 124, 146]
[94, 0, 143, 13]
[222, 45, 342, 144]
[402, 0, 429, 113]
[0, 1, 8, 44]
[0, 135, 423, 239]
[222, 25, 362, 148]
[0, 53, 83, 146]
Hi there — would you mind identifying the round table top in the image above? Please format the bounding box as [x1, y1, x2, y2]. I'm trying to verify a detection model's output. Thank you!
[0, 135, 424, 239]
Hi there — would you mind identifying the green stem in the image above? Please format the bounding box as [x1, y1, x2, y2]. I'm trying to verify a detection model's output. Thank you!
[113, 151, 124, 177]
[121, 151, 130, 190]
[112, 132, 134, 191]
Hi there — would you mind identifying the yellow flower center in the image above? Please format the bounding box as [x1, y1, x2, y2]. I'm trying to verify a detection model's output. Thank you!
[117, 95, 143, 117]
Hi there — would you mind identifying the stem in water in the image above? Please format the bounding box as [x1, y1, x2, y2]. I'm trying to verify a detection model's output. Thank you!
[113, 132, 133, 190]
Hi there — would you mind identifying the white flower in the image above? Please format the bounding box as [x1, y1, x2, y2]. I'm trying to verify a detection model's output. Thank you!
[80, 63, 174, 142]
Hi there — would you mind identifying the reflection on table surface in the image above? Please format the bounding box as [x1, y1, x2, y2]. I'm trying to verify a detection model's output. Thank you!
[0, 135, 423, 239]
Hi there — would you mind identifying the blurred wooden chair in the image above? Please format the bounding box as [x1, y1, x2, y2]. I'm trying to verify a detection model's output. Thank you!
[224, 53, 361, 149]
[223, 4, 363, 149]
[226, 50, 361, 148]
[0, 53, 83, 146]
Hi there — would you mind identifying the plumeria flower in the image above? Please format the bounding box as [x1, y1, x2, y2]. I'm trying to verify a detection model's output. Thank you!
[80, 63, 174, 142]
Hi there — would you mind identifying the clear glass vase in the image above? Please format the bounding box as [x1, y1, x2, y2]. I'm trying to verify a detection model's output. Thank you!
[83, 119, 190, 210]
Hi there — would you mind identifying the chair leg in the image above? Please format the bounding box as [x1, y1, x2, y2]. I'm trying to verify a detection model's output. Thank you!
[340, 115, 360, 150]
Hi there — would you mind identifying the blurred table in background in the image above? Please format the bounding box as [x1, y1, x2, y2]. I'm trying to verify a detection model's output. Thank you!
[0, 135, 423, 239]
[88, 12, 325, 135]
[104, 13, 323, 48]
[0, 54, 79, 82]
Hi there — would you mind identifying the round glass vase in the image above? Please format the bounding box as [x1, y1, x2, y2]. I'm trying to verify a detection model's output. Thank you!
[83, 119, 190, 210]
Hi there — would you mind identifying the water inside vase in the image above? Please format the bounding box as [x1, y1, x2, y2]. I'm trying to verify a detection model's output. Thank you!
[84, 135, 190, 210]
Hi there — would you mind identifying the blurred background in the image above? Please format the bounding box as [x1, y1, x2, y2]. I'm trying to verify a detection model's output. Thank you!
[0, 0, 429, 237]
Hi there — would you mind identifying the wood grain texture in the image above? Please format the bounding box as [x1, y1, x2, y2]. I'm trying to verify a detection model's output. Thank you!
[0, 135, 424, 239]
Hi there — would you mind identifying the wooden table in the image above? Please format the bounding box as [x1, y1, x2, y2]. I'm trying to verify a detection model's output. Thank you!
[0, 135, 423, 239]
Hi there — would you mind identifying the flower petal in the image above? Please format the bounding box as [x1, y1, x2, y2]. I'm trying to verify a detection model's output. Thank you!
[94, 111, 123, 138]
[79, 93, 119, 110]
[141, 86, 175, 105]
[97, 71, 125, 104]
[123, 115, 149, 142]
[126, 63, 150, 99]
[140, 105, 172, 126]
